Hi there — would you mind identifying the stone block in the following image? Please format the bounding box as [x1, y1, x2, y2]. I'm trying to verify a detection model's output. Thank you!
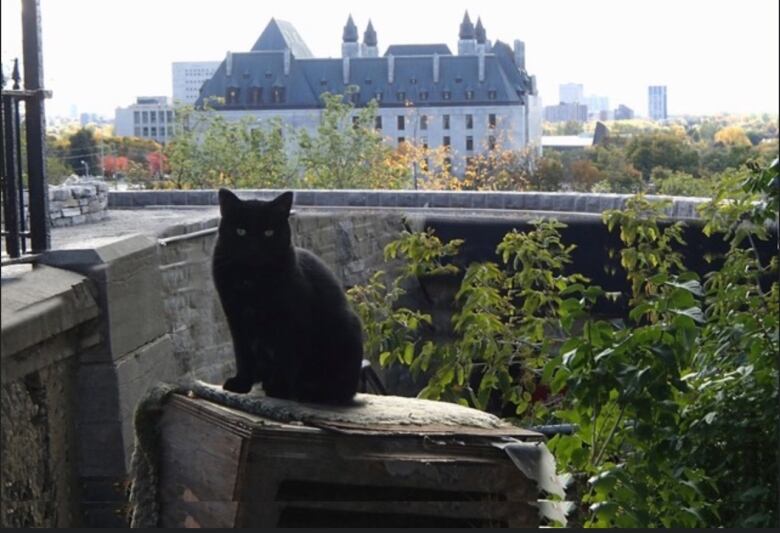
[41, 234, 167, 361]
[50, 188, 70, 201]
[62, 207, 81, 217]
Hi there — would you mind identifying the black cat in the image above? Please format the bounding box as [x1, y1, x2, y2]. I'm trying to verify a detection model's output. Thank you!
[212, 189, 363, 404]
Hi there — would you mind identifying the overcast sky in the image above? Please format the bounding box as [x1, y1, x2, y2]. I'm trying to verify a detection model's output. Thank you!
[1, 0, 778, 118]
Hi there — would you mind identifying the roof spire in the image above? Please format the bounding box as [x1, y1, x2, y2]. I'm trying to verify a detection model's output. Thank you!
[459, 11, 475, 39]
[475, 17, 486, 44]
[363, 19, 377, 47]
[343, 14, 358, 43]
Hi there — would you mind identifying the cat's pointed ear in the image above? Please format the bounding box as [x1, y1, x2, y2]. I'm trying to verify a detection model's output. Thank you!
[270, 191, 294, 218]
[218, 188, 241, 215]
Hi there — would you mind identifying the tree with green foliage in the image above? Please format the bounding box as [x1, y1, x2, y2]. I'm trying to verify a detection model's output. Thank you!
[298, 91, 409, 189]
[625, 131, 700, 180]
[67, 127, 98, 176]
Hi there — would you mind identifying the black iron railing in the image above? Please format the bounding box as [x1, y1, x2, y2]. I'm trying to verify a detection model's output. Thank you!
[1, 0, 51, 260]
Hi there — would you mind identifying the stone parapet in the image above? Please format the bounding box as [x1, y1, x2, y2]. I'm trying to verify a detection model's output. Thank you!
[109, 189, 709, 219]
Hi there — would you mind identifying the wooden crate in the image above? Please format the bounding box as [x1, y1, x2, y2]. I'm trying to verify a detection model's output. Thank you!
[158, 393, 544, 528]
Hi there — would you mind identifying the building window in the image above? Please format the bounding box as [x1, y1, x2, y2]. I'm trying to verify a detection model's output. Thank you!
[272, 87, 286, 103]
[420, 115, 428, 130]
[375, 116, 382, 129]
[465, 89, 474, 100]
[397, 116, 405, 130]
[466, 136, 473, 151]
[133, 111, 140, 124]
[397, 137, 405, 145]
[249, 86, 263, 105]
[419, 90, 428, 101]
[442, 90, 451, 100]
[443, 135, 451, 147]
[143, 127, 149, 137]
[488, 89, 497, 100]
[375, 92, 383, 102]
[160, 126, 166, 137]
[350, 92, 360, 104]
[226, 87, 240, 105]
[142, 111, 148, 124]
[397, 91, 406, 102]
[151, 127, 157, 137]
[443, 114, 450, 130]
[134, 126, 140, 137]
[488, 135, 496, 150]
[409, 77, 417, 85]
[421, 137, 428, 150]
[489, 114, 497, 128]
[466, 114, 473, 129]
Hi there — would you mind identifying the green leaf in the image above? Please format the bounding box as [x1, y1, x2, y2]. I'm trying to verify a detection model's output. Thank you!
[403, 342, 414, 364]
[671, 307, 705, 324]
[379, 351, 392, 366]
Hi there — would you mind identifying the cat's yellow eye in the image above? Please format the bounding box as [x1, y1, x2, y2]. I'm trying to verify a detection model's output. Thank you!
[236, 228, 247, 236]
[264, 229, 274, 237]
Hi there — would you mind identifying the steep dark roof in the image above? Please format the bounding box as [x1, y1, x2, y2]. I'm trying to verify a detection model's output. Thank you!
[459, 11, 475, 39]
[363, 20, 377, 47]
[384, 44, 452, 56]
[250, 18, 313, 58]
[343, 15, 358, 43]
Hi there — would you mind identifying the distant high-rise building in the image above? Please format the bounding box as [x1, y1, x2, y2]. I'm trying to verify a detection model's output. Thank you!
[614, 104, 634, 120]
[559, 83, 584, 104]
[544, 102, 588, 123]
[648, 85, 667, 120]
[172, 61, 221, 104]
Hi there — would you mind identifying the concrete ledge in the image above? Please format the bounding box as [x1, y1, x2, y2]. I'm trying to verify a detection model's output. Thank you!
[1, 265, 100, 380]
[108, 189, 711, 220]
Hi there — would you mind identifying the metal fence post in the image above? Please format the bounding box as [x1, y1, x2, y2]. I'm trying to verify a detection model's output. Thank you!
[22, 0, 50, 253]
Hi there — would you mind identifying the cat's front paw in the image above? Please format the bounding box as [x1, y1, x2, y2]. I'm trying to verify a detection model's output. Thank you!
[223, 376, 253, 394]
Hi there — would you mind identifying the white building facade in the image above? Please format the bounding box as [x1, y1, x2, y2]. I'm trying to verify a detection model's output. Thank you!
[114, 96, 175, 143]
[172, 61, 221, 105]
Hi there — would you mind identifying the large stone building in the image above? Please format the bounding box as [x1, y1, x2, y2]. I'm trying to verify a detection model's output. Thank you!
[172, 61, 221, 104]
[195, 13, 542, 176]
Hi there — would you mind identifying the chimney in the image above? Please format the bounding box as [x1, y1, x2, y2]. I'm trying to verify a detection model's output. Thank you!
[225, 51, 233, 77]
[343, 56, 350, 85]
[283, 48, 291, 76]
[513, 40, 526, 70]
[433, 53, 440, 84]
[387, 54, 395, 84]
[478, 48, 485, 83]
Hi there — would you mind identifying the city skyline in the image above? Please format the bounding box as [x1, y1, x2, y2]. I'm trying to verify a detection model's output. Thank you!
[1, 0, 778, 119]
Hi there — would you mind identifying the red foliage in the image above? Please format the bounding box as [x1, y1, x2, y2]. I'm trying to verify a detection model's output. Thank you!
[102, 155, 129, 177]
[145, 151, 169, 176]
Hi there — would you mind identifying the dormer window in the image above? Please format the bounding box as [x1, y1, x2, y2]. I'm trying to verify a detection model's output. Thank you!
[455, 76, 463, 83]
[442, 90, 451, 100]
[272, 86, 286, 104]
[488, 89, 497, 100]
[397, 91, 406, 102]
[249, 86, 263, 105]
[364, 78, 373, 85]
[320, 78, 328, 86]
[419, 91, 429, 101]
[350, 92, 360, 104]
[265, 71, 273, 79]
[375, 92, 383, 102]
[465, 90, 474, 100]
[410, 77, 417, 85]
[225, 87, 240, 105]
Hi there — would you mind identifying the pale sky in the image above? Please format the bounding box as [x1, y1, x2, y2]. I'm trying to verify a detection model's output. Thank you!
[2, 0, 778, 118]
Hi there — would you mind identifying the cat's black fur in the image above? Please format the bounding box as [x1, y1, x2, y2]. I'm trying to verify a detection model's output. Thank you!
[212, 189, 363, 404]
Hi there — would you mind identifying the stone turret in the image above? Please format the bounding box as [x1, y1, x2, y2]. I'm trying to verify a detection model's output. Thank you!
[342, 14, 360, 58]
[362, 20, 378, 58]
[458, 11, 476, 55]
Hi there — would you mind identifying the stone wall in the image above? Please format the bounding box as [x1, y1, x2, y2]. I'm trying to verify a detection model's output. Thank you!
[29, 176, 109, 228]
[1, 265, 101, 528]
